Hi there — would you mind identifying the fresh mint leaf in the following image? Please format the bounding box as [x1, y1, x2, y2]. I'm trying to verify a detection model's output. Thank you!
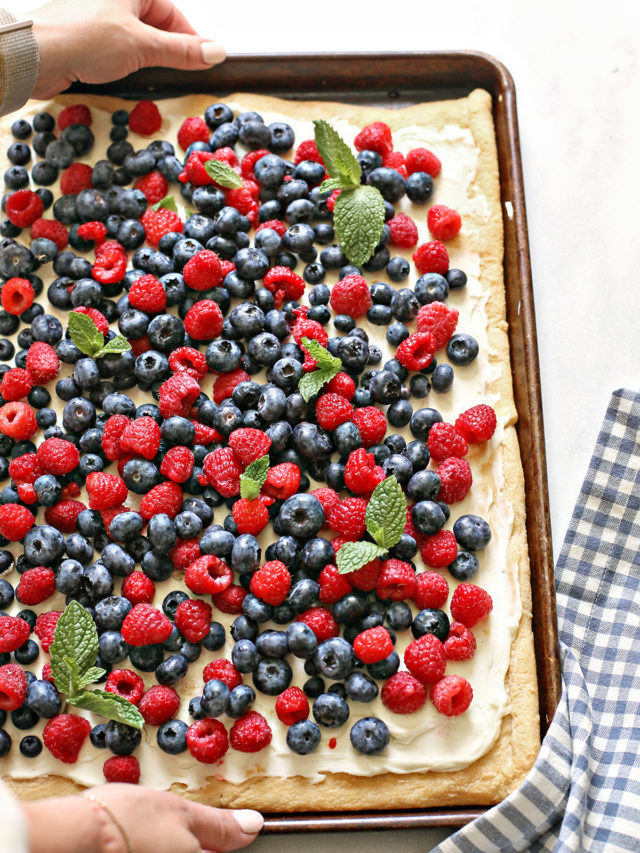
[336, 541, 388, 575]
[333, 184, 386, 268]
[67, 311, 104, 358]
[70, 689, 144, 729]
[239, 455, 270, 500]
[298, 368, 336, 403]
[50, 601, 99, 687]
[318, 177, 344, 195]
[365, 476, 406, 550]
[151, 195, 179, 213]
[95, 335, 131, 358]
[313, 120, 361, 188]
[204, 159, 243, 189]
[300, 337, 341, 372]
[76, 666, 107, 690]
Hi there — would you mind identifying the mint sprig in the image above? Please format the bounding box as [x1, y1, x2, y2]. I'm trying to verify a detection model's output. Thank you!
[240, 454, 270, 500]
[50, 601, 144, 729]
[336, 476, 406, 574]
[151, 194, 179, 213]
[204, 158, 243, 189]
[298, 336, 342, 402]
[67, 312, 131, 360]
[313, 120, 385, 266]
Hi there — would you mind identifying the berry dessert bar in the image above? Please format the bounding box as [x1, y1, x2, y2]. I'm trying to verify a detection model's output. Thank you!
[0, 89, 540, 811]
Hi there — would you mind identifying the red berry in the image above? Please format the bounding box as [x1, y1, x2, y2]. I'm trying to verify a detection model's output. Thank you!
[185, 555, 233, 596]
[211, 583, 247, 614]
[103, 755, 140, 784]
[318, 563, 353, 604]
[420, 529, 458, 569]
[138, 685, 181, 726]
[186, 718, 229, 763]
[381, 671, 427, 714]
[101, 414, 130, 461]
[455, 404, 497, 443]
[5, 190, 44, 227]
[242, 149, 272, 180]
[43, 714, 91, 763]
[354, 121, 393, 156]
[128, 274, 167, 313]
[263, 266, 305, 308]
[77, 221, 108, 247]
[230, 711, 272, 753]
[121, 603, 173, 647]
[405, 147, 441, 177]
[431, 675, 473, 716]
[416, 302, 459, 350]
[444, 622, 477, 661]
[44, 499, 85, 533]
[37, 436, 80, 475]
[450, 583, 493, 627]
[175, 598, 213, 643]
[413, 240, 449, 275]
[31, 218, 69, 250]
[183, 250, 224, 291]
[436, 457, 473, 504]
[158, 373, 201, 419]
[427, 204, 462, 241]
[133, 170, 169, 204]
[34, 611, 62, 653]
[203, 658, 242, 690]
[105, 669, 145, 705]
[262, 462, 301, 500]
[295, 606, 339, 642]
[159, 445, 194, 483]
[58, 103, 91, 129]
[92, 246, 127, 284]
[168, 346, 208, 381]
[344, 557, 382, 592]
[232, 498, 269, 536]
[119, 416, 162, 460]
[184, 300, 224, 341]
[249, 560, 291, 606]
[0, 367, 32, 401]
[16, 567, 56, 606]
[329, 273, 372, 318]
[0, 402, 38, 439]
[353, 626, 393, 663]
[0, 615, 31, 653]
[275, 686, 309, 726]
[228, 428, 271, 467]
[413, 571, 449, 610]
[351, 406, 387, 448]
[121, 571, 156, 606]
[177, 116, 210, 150]
[315, 393, 354, 431]
[327, 497, 368, 539]
[376, 558, 417, 601]
[427, 422, 468, 463]
[310, 487, 340, 524]
[60, 162, 93, 195]
[387, 212, 419, 248]
[202, 447, 243, 497]
[1, 277, 34, 314]
[8, 453, 42, 485]
[86, 472, 128, 511]
[140, 206, 183, 247]
[212, 368, 250, 404]
[128, 100, 162, 135]
[294, 139, 324, 165]
[73, 306, 109, 336]
[324, 372, 355, 400]
[169, 537, 200, 570]
[0, 663, 28, 710]
[139, 480, 183, 520]
[404, 633, 446, 684]
[25, 341, 59, 382]
[396, 331, 436, 371]
[344, 448, 385, 495]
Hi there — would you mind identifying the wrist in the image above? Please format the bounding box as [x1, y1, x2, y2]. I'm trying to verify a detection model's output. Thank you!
[0, 10, 39, 115]
[23, 795, 104, 853]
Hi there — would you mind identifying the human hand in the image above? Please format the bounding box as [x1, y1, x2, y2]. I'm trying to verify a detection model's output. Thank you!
[31, 0, 225, 100]
[23, 784, 263, 853]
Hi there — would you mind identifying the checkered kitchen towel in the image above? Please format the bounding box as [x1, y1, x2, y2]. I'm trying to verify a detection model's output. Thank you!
[432, 389, 640, 853]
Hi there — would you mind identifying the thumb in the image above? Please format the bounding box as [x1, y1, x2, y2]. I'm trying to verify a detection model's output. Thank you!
[134, 23, 226, 70]
[189, 803, 264, 851]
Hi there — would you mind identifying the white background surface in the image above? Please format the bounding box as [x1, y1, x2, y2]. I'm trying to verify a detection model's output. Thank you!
[8, 0, 640, 849]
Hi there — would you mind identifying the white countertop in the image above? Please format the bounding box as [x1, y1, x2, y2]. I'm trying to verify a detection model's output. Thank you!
[8, 0, 640, 848]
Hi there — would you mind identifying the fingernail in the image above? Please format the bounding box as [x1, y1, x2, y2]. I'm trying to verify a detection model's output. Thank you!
[233, 809, 264, 835]
[201, 41, 226, 66]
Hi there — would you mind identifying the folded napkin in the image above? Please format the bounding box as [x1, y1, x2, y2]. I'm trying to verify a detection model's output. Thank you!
[433, 389, 640, 852]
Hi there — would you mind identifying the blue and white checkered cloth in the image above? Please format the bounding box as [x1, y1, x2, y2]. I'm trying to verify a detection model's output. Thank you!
[433, 389, 640, 853]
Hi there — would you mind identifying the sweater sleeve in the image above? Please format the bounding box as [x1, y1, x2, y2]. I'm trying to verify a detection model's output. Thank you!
[0, 777, 29, 853]
[0, 9, 39, 116]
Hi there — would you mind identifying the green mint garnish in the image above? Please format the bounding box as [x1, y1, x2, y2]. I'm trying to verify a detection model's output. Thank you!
[67, 311, 131, 360]
[50, 601, 143, 729]
[313, 120, 385, 266]
[151, 194, 179, 213]
[298, 336, 342, 402]
[204, 158, 244, 189]
[336, 476, 406, 574]
[240, 454, 270, 500]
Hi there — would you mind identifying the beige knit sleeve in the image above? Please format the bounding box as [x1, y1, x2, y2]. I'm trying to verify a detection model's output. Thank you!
[0, 9, 39, 117]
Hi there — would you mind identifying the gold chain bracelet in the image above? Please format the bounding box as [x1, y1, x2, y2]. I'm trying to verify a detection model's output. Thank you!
[83, 793, 135, 853]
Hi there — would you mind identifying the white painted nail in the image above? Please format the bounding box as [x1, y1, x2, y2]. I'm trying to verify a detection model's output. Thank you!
[201, 41, 226, 66]
[233, 809, 264, 834]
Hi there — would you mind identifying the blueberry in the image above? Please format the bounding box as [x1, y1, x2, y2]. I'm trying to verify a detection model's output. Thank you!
[367, 167, 405, 202]
[0, 729, 11, 757]
[154, 719, 187, 755]
[432, 363, 454, 393]
[446, 333, 479, 366]
[231, 534, 260, 575]
[231, 639, 259, 673]
[19, 735, 43, 758]
[312, 692, 349, 728]
[100, 544, 135, 577]
[242, 593, 272, 624]
[252, 658, 292, 695]
[23, 525, 65, 566]
[285, 621, 318, 659]
[350, 717, 389, 754]
[278, 494, 325, 539]
[227, 685, 256, 719]
[11, 705, 39, 730]
[106, 720, 141, 756]
[98, 631, 130, 664]
[94, 596, 132, 632]
[201, 678, 231, 717]
[391, 288, 419, 322]
[55, 558, 84, 595]
[409, 407, 443, 442]
[0, 578, 14, 609]
[26, 680, 61, 718]
[412, 500, 446, 535]
[90, 724, 108, 749]
[367, 651, 400, 680]
[14, 639, 39, 665]
[313, 637, 354, 680]
[412, 608, 450, 642]
[286, 719, 321, 755]
[129, 643, 164, 672]
[344, 671, 379, 703]
[255, 629, 288, 659]
[446, 268, 467, 290]
[155, 653, 188, 686]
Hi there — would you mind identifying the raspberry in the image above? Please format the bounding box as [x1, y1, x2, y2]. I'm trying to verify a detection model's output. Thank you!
[455, 404, 497, 443]
[413, 571, 449, 610]
[120, 416, 162, 460]
[37, 436, 80, 474]
[128, 274, 167, 313]
[134, 170, 169, 204]
[86, 472, 128, 511]
[226, 184, 258, 217]
[324, 372, 356, 400]
[25, 341, 59, 382]
[179, 149, 217, 186]
[351, 406, 387, 448]
[158, 373, 201, 419]
[17, 484, 36, 504]
[396, 331, 436, 371]
[353, 626, 393, 664]
[293, 316, 328, 349]
[326, 189, 340, 212]
[382, 150, 407, 176]
[30, 218, 69, 250]
[431, 675, 473, 716]
[381, 671, 427, 714]
[121, 571, 156, 606]
[139, 480, 183, 520]
[387, 212, 419, 248]
[140, 206, 183, 248]
[228, 428, 271, 467]
[42, 662, 54, 683]
[101, 414, 130, 461]
[255, 218, 286, 237]
[168, 347, 208, 381]
[212, 368, 250, 404]
[416, 302, 459, 350]
[92, 246, 127, 284]
[450, 583, 493, 627]
[310, 487, 340, 523]
[436, 457, 473, 504]
[354, 121, 393, 156]
[211, 147, 239, 169]
[77, 221, 108, 247]
[187, 718, 229, 763]
[34, 611, 62, 653]
[405, 147, 442, 177]
[420, 529, 458, 569]
[16, 567, 56, 606]
[0, 616, 31, 653]
[128, 100, 162, 135]
[275, 686, 309, 726]
[191, 421, 220, 445]
[413, 241, 449, 275]
[428, 422, 468, 463]
[103, 755, 140, 784]
[318, 563, 353, 604]
[138, 685, 180, 726]
[230, 711, 272, 753]
[43, 714, 91, 763]
[295, 606, 339, 642]
[0, 663, 28, 711]
[211, 583, 247, 615]
[176, 115, 210, 150]
[1, 277, 34, 315]
[344, 557, 382, 592]
[232, 498, 269, 535]
[121, 603, 173, 646]
[159, 445, 194, 483]
[169, 537, 200, 570]
[404, 633, 446, 684]
[241, 149, 271, 180]
[329, 273, 372, 318]
[376, 559, 417, 601]
[0, 401, 38, 439]
[58, 103, 91, 129]
[105, 669, 145, 705]
[315, 393, 354, 431]
[203, 447, 243, 497]
[8, 453, 42, 485]
[294, 139, 324, 165]
[0, 367, 32, 401]
[249, 560, 291, 606]
[344, 448, 385, 494]
[175, 598, 213, 643]
[73, 306, 110, 336]
[185, 554, 233, 596]
[203, 658, 242, 690]
[444, 622, 477, 661]
[428, 204, 462, 241]
[261, 462, 300, 500]
[60, 162, 93, 195]
[183, 250, 224, 290]
[183, 300, 224, 341]
[327, 497, 368, 539]
[44, 500, 85, 532]
[263, 266, 305, 308]
[129, 335, 152, 357]
[5, 189, 44, 227]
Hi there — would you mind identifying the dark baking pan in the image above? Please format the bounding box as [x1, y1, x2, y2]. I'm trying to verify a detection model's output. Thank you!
[71, 50, 561, 830]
